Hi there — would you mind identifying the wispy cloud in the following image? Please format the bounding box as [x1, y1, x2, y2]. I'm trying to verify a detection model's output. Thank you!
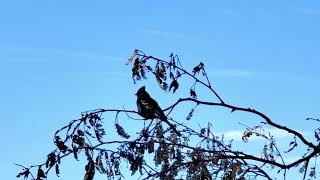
[216, 128, 311, 142]
[0, 47, 125, 63]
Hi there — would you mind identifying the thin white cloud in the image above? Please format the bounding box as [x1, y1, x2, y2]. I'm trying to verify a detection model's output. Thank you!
[219, 130, 243, 141]
[0, 47, 124, 63]
[217, 128, 311, 142]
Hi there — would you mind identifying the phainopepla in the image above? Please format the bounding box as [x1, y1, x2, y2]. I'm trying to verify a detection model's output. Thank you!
[136, 86, 181, 136]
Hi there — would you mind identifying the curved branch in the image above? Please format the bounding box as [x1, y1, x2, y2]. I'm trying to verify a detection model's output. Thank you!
[164, 97, 316, 149]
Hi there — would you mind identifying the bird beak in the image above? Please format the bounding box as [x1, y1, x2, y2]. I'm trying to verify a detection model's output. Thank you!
[134, 93, 137, 95]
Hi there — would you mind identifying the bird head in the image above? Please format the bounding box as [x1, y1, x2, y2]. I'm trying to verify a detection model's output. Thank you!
[135, 86, 146, 96]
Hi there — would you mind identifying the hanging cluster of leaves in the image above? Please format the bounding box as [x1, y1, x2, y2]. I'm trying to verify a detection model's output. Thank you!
[192, 62, 204, 75]
[16, 50, 320, 180]
[128, 49, 153, 84]
[128, 49, 215, 103]
[115, 123, 130, 139]
[128, 50, 184, 93]
[16, 168, 30, 179]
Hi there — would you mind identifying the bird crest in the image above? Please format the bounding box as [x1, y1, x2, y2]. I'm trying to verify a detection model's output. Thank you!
[136, 86, 146, 96]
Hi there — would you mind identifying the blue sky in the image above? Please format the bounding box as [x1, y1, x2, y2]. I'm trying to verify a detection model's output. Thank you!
[1, 1, 320, 179]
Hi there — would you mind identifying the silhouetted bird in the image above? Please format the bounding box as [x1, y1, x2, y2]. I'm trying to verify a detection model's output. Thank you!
[136, 86, 181, 136]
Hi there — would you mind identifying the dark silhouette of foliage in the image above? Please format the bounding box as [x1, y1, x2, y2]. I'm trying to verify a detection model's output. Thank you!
[16, 50, 320, 180]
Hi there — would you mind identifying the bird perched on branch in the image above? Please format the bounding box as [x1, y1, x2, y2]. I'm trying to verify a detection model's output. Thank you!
[136, 86, 181, 136]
